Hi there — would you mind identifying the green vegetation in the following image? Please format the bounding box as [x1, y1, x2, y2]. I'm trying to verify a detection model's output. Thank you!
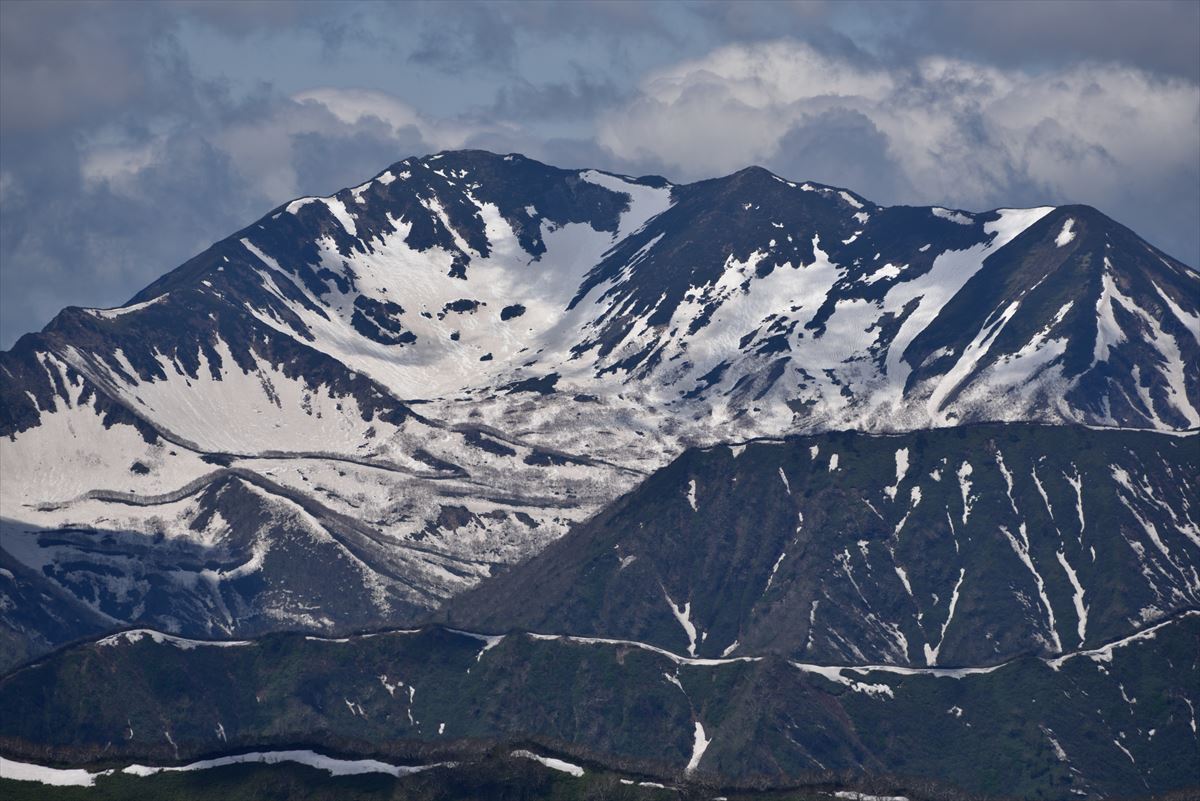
[1, 615, 1197, 799]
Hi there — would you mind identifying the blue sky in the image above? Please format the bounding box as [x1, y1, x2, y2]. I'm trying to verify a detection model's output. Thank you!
[2, 0, 1197, 347]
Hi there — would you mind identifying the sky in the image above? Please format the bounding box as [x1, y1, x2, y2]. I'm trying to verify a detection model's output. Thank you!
[1, 0, 1197, 348]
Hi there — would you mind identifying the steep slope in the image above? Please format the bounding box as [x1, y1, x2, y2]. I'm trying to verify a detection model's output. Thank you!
[2, 615, 1196, 799]
[2, 150, 1196, 665]
[449, 423, 1200, 666]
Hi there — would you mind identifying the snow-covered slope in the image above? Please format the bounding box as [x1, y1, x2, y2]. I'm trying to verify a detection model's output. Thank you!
[1, 150, 1196, 665]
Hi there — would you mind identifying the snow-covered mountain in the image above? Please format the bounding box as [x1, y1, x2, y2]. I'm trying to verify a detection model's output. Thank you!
[1, 150, 1197, 667]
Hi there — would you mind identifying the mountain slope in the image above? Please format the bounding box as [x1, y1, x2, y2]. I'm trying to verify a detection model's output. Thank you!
[449, 423, 1200, 667]
[2, 614, 1196, 799]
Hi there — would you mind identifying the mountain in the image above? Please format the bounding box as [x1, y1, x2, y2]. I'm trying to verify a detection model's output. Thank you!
[2, 149, 1199, 799]
[447, 423, 1200, 666]
[2, 150, 1196, 669]
[2, 613, 1196, 799]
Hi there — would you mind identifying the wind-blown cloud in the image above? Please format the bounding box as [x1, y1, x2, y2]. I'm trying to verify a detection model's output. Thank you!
[598, 41, 1200, 263]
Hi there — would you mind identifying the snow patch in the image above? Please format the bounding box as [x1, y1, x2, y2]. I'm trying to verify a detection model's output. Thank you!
[0, 757, 105, 787]
[884, 448, 909, 500]
[664, 591, 699, 657]
[97, 629, 252, 650]
[932, 207, 972, 225]
[685, 721, 711, 773]
[1055, 218, 1076, 247]
[512, 750, 585, 777]
[121, 750, 439, 779]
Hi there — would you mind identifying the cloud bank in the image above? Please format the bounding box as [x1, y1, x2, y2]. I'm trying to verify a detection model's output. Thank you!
[1, 0, 1196, 346]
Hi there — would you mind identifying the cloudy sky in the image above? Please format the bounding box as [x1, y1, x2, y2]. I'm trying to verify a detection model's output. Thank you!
[1, 0, 1197, 347]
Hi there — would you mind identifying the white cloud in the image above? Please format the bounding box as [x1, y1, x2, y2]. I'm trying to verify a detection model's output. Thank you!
[294, 88, 428, 137]
[597, 42, 893, 176]
[81, 141, 161, 187]
[597, 40, 1200, 216]
[293, 87, 505, 154]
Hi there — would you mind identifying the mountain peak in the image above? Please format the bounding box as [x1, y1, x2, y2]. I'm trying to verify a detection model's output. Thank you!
[5, 149, 1194, 441]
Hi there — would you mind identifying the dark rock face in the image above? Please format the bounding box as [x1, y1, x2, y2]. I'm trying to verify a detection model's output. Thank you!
[500, 303, 526, 320]
[449, 423, 1199, 666]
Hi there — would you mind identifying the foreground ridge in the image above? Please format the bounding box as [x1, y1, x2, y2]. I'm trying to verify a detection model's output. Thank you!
[2, 610, 1197, 798]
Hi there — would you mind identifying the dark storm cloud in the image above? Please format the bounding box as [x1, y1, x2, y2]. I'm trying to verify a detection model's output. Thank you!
[0, 1, 179, 133]
[908, 0, 1200, 81]
[0, 2, 435, 345]
[289, 123, 430, 196]
[767, 108, 916, 204]
[408, 2, 518, 74]
[489, 72, 630, 121]
[0, 124, 255, 346]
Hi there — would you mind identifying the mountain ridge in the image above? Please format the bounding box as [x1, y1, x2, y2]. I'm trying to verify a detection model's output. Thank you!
[3, 610, 1196, 798]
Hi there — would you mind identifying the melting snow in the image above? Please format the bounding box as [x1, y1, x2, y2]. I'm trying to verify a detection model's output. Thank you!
[884, 448, 909, 500]
[87, 294, 168, 319]
[765, 550, 787, 591]
[0, 757, 105, 787]
[1056, 551, 1089, 645]
[996, 452, 1062, 653]
[1065, 467, 1086, 543]
[97, 629, 252, 650]
[448, 628, 505, 661]
[931, 207, 972, 225]
[1055, 218, 1076, 247]
[863, 263, 902, 284]
[526, 631, 758, 667]
[923, 568, 965, 666]
[957, 462, 975, 525]
[578, 170, 673, 239]
[1044, 728, 1069, 762]
[512, 750, 585, 777]
[839, 191, 864, 209]
[285, 197, 320, 215]
[121, 750, 439, 778]
[1048, 610, 1197, 670]
[794, 663, 897, 698]
[664, 591, 699, 657]
[685, 721, 711, 773]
